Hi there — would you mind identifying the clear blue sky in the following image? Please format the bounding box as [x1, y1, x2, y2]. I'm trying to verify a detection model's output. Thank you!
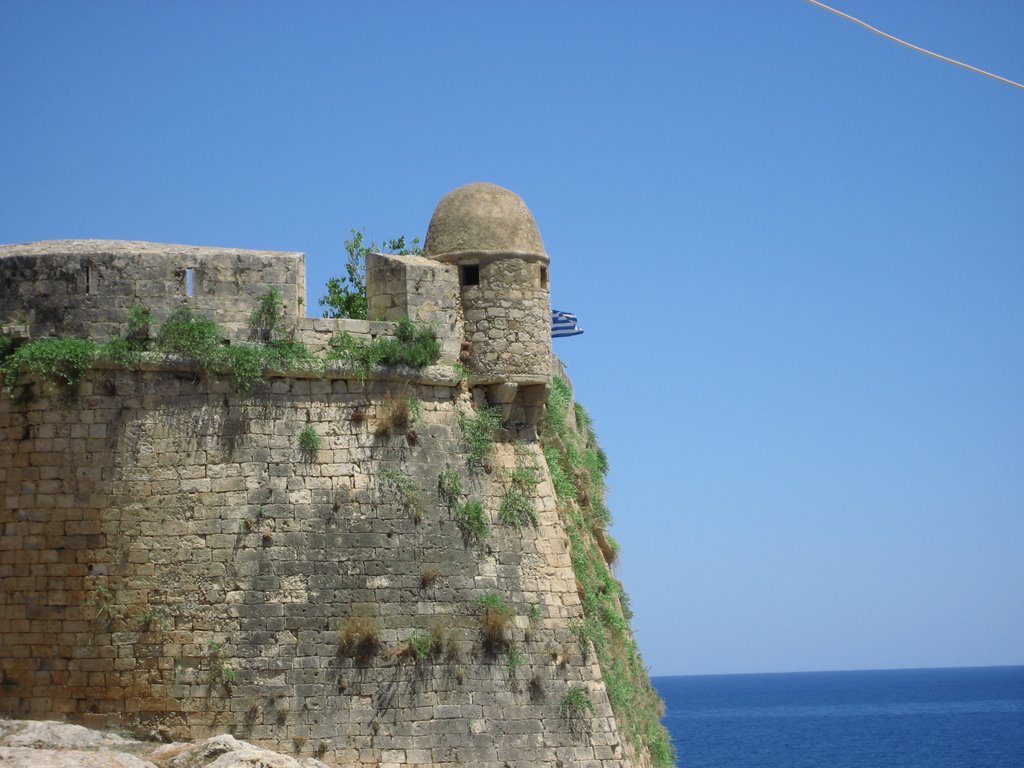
[2, 1, 1021, 676]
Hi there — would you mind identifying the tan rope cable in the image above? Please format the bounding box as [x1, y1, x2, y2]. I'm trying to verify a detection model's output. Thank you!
[805, 0, 1024, 91]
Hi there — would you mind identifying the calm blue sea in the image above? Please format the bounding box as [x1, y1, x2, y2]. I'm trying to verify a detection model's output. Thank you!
[653, 666, 1024, 768]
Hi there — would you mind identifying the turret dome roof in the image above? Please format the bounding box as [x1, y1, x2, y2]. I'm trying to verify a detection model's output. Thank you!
[424, 183, 547, 262]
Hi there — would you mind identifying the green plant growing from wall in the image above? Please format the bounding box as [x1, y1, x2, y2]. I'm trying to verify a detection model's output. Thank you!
[560, 685, 597, 740]
[249, 287, 286, 343]
[0, 338, 98, 403]
[101, 306, 154, 367]
[568, 617, 603, 663]
[260, 338, 321, 375]
[437, 465, 463, 508]
[559, 686, 595, 717]
[499, 488, 536, 528]
[545, 376, 573, 433]
[206, 641, 236, 690]
[219, 345, 266, 393]
[149, 302, 319, 392]
[499, 466, 540, 528]
[326, 317, 440, 378]
[504, 645, 526, 678]
[544, 444, 577, 502]
[459, 406, 502, 469]
[152, 306, 256, 392]
[319, 230, 422, 319]
[138, 607, 170, 632]
[454, 499, 488, 542]
[298, 425, 321, 461]
[322, 332, 375, 379]
[0, 298, 427, 404]
[125, 305, 155, 341]
[156, 305, 222, 362]
[379, 468, 427, 524]
[376, 317, 441, 368]
[437, 464, 488, 541]
[397, 630, 440, 663]
[559, 686, 595, 737]
[82, 585, 123, 627]
[406, 393, 423, 424]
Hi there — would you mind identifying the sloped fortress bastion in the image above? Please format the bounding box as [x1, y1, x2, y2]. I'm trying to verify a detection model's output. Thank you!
[0, 184, 670, 767]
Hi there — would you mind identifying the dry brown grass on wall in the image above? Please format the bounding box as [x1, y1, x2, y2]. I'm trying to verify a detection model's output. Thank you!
[338, 615, 381, 661]
[476, 595, 513, 654]
[593, 526, 618, 566]
[374, 392, 413, 436]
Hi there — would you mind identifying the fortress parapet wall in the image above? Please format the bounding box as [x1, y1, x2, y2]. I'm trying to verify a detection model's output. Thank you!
[0, 241, 306, 345]
[1, 183, 554, 402]
[0, 241, 468, 368]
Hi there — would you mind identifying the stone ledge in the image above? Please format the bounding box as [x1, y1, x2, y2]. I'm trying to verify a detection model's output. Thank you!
[91, 357, 463, 387]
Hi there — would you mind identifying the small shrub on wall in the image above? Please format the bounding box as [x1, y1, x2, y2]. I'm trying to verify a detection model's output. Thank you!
[298, 425, 321, 461]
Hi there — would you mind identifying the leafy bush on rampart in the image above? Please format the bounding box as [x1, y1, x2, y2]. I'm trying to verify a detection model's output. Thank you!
[326, 317, 440, 379]
[0, 295, 437, 402]
[319, 230, 422, 320]
[0, 337, 97, 403]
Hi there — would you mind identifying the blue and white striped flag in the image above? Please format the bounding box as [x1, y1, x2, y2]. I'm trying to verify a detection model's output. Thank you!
[551, 309, 583, 338]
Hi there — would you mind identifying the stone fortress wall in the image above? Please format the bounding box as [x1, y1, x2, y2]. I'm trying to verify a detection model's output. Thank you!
[0, 240, 306, 345]
[0, 185, 654, 767]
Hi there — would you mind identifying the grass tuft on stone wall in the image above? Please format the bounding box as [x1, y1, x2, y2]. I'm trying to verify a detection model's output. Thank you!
[338, 616, 382, 661]
[475, 593, 514, 653]
[459, 406, 502, 469]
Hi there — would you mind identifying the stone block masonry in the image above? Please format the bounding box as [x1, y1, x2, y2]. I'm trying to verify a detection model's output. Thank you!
[0, 365, 638, 767]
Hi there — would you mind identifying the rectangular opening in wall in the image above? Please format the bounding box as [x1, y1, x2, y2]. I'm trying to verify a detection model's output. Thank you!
[460, 263, 480, 287]
[540, 266, 548, 288]
[185, 267, 194, 297]
[85, 266, 92, 294]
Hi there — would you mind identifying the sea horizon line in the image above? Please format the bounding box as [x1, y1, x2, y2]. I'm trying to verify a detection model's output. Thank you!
[653, 663, 1024, 679]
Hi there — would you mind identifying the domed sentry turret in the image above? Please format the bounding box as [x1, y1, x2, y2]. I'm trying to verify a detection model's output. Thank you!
[424, 183, 552, 391]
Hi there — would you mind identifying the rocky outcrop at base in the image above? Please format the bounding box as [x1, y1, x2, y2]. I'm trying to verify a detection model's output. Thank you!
[0, 720, 328, 768]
